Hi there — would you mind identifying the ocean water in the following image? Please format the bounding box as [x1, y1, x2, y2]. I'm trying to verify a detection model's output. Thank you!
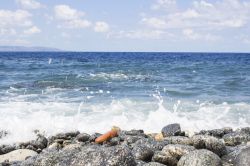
[0, 52, 250, 144]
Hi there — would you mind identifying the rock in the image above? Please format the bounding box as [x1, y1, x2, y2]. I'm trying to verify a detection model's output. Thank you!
[177, 149, 222, 166]
[199, 127, 233, 138]
[162, 144, 195, 159]
[234, 146, 250, 166]
[164, 136, 192, 145]
[191, 135, 226, 156]
[152, 144, 195, 166]
[33, 135, 48, 149]
[223, 132, 250, 146]
[0, 149, 37, 163]
[132, 145, 154, 162]
[136, 160, 146, 166]
[155, 133, 164, 141]
[75, 133, 90, 142]
[118, 130, 147, 141]
[152, 151, 178, 166]
[144, 162, 167, 166]
[89, 133, 102, 142]
[132, 138, 169, 152]
[63, 140, 72, 147]
[109, 137, 121, 146]
[22, 145, 136, 166]
[47, 142, 61, 151]
[161, 123, 182, 137]
[0, 145, 16, 155]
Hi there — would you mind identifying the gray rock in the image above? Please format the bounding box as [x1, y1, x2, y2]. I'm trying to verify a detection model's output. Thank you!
[132, 145, 154, 161]
[199, 127, 233, 138]
[162, 144, 195, 159]
[132, 138, 169, 152]
[152, 151, 177, 166]
[161, 123, 181, 137]
[136, 160, 146, 166]
[109, 137, 121, 146]
[191, 135, 226, 156]
[164, 136, 192, 145]
[234, 146, 250, 166]
[75, 133, 90, 142]
[152, 144, 195, 166]
[89, 133, 102, 142]
[223, 132, 250, 146]
[21, 145, 136, 166]
[0, 145, 16, 155]
[0, 149, 37, 163]
[144, 162, 167, 166]
[177, 149, 222, 166]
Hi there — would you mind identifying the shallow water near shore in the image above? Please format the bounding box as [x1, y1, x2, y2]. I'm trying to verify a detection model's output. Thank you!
[0, 52, 250, 144]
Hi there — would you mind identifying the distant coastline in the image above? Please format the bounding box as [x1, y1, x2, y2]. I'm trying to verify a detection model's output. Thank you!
[0, 46, 62, 52]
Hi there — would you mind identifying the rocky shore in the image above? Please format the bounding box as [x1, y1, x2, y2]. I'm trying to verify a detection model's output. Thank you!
[0, 124, 250, 166]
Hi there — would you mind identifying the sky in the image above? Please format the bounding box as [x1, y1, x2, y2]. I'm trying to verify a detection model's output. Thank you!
[0, 0, 250, 52]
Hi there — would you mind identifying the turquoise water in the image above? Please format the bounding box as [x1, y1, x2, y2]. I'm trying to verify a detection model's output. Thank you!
[0, 52, 250, 143]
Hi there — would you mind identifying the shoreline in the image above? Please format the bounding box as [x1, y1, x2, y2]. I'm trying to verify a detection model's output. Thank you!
[0, 124, 250, 166]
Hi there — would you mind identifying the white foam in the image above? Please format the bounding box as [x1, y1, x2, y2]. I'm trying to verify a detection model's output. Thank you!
[0, 95, 249, 144]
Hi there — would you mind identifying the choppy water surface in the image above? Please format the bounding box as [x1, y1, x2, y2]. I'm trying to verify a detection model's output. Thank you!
[0, 52, 250, 143]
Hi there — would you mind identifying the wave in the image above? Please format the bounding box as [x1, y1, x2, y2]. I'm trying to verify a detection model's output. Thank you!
[0, 93, 249, 144]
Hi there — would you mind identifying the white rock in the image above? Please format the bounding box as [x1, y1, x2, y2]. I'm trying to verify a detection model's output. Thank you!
[0, 149, 37, 163]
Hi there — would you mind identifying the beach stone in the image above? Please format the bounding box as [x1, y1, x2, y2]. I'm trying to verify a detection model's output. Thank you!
[221, 145, 248, 166]
[234, 146, 250, 166]
[47, 142, 61, 151]
[161, 123, 181, 137]
[75, 133, 90, 142]
[144, 162, 166, 166]
[199, 127, 233, 138]
[22, 145, 136, 166]
[89, 133, 102, 142]
[0, 145, 16, 155]
[0, 149, 37, 163]
[223, 132, 250, 146]
[177, 149, 222, 166]
[109, 137, 121, 146]
[164, 136, 192, 145]
[132, 145, 154, 161]
[152, 151, 177, 166]
[136, 160, 146, 166]
[152, 144, 195, 166]
[191, 135, 226, 156]
[162, 144, 195, 159]
[132, 138, 169, 152]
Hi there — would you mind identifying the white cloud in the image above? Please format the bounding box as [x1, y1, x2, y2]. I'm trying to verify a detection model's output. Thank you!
[54, 5, 91, 29]
[0, 9, 33, 28]
[94, 22, 110, 32]
[143, 0, 250, 29]
[16, 0, 43, 9]
[182, 28, 220, 41]
[151, 0, 177, 11]
[24, 26, 41, 34]
[108, 30, 172, 39]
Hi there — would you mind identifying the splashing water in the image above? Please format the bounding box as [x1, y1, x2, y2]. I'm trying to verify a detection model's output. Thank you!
[0, 52, 250, 144]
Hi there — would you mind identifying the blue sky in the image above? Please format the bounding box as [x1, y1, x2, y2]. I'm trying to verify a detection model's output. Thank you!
[0, 0, 250, 52]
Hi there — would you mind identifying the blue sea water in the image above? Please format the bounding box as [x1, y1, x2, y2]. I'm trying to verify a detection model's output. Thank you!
[0, 52, 250, 143]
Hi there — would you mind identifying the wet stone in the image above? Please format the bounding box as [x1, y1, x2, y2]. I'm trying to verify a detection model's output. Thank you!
[161, 123, 182, 137]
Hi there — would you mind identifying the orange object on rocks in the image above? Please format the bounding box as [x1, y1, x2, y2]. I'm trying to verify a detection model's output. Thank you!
[95, 127, 120, 144]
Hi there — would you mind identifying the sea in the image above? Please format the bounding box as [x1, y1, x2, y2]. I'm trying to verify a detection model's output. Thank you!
[0, 52, 250, 144]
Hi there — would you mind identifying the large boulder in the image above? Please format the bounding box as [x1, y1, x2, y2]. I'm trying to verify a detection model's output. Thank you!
[161, 123, 182, 137]
[0, 149, 37, 163]
[177, 149, 222, 166]
[191, 135, 226, 156]
[234, 146, 250, 166]
[21, 145, 136, 166]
